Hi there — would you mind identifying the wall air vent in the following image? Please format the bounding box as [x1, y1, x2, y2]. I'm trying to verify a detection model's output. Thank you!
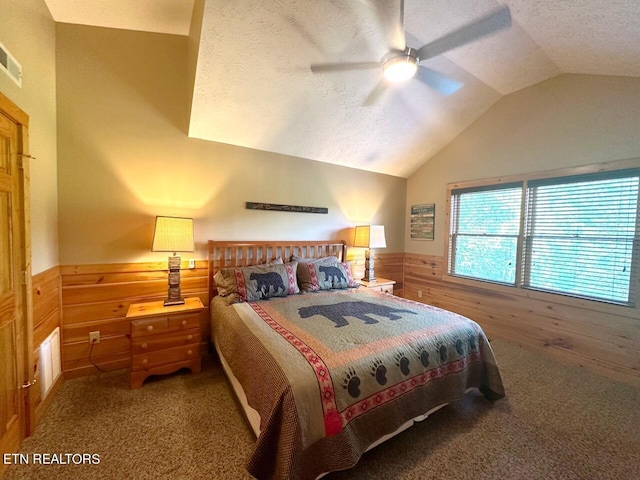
[0, 41, 22, 87]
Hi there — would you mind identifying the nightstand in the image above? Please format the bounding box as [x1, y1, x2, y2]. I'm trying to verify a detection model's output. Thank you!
[126, 297, 204, 389]
[359, 277, 396, 295]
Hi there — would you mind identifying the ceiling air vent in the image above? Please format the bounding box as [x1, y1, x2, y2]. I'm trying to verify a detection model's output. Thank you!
[0, 41, 22, 87]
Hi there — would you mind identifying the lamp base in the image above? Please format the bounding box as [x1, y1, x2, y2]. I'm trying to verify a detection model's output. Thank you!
[164, 255, 185, 307]
[361, 248, 376, 282]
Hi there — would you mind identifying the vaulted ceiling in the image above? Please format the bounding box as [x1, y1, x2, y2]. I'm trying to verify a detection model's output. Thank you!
[45, 0, 640, 178]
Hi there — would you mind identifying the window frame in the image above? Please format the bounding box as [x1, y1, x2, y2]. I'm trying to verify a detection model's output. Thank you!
[444, 159, 640, 310]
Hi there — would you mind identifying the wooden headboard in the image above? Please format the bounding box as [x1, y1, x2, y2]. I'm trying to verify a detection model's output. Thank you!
[207, 240, 347, 302]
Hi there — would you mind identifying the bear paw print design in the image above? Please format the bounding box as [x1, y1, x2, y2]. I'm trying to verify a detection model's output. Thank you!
[342, 368, 361, 398]
[468, 334, 478, 351]
[370, 359, 387, 386]
[438, 344, 448, 363]
[415, 346, 430, 368]
[395, 353, 410, 376]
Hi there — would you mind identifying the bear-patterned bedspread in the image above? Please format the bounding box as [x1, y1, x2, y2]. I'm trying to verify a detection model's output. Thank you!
[211, 288, 504, 480]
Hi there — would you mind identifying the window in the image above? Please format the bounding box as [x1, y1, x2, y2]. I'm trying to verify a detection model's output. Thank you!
[449, 184, 522, 284]
[448, 167, 640, 306]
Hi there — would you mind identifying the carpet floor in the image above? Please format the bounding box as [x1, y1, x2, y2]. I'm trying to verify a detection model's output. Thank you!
[3, 339, 639, 480]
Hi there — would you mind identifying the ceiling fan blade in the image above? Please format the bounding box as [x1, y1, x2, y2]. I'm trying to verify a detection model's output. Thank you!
[404, 31, 422, 49]
[416, 67, 462, 95]
[355, 0, 405, 50]
[363, 80, 389, 106]
[285, 15, 325, 55]
[310, 61, 381, 73]
[417, 6, 511, 61]
[356, 0, 377, 10]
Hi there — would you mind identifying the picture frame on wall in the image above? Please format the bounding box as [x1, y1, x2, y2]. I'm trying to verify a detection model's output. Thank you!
[410, 204, 435, 240]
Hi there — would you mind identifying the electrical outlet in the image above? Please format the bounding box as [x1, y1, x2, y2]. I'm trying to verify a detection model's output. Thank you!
[188, 259, 195, 269]
[417, 290, 423, 298]
[89, 331, 100, 344]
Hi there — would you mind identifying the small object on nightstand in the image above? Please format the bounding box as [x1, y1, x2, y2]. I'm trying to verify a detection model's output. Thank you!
[126, 297, 204, 389]
[359, 277, 396, 295]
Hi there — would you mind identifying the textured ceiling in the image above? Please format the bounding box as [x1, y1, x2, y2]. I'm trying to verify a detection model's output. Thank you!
[190, 0, 640, 177]
[45, 0, 640, 178]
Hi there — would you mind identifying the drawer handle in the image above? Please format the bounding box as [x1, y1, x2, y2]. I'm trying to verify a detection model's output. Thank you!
[187, 335, 193, 341]
[141, 343, 148, 349]
[146, 325, 154, 332]
[142, 359, 148, 365]
[187, 350, 193, 356]
[181, 320, 188, 326]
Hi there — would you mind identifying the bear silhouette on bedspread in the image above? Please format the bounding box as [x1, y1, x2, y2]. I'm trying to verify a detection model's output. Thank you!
[318, 265, 347, 284]
[298, 301, 416, 327]
[249, 272, 285, 296]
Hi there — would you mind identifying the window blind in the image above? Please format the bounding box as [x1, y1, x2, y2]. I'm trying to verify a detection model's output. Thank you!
[523, 170, 639, 304]
[450, 184, 523, 284]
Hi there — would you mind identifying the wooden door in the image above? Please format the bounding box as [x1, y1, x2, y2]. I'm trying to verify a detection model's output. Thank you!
[0, 99, 30, 474]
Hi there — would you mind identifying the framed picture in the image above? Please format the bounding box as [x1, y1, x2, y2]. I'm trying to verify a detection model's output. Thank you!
[410, 204, 435, 240]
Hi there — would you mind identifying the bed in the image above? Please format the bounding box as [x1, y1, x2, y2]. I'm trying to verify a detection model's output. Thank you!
[208, 240, 504, 480]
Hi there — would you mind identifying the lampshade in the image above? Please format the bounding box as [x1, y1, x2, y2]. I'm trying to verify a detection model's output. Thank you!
[152, 216, 194, 253]
[353, 225, 386, 249]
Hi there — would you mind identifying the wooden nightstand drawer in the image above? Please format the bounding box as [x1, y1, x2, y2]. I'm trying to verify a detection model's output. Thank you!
[168, 313, 200, 331]
[131, 328, 199, 355]
[131, 316, 169, 337]
[368, 284, 394, 294]
[132, 343, 200, 371]
[359, 277, 396, 295]
[131, 312, 200, 337]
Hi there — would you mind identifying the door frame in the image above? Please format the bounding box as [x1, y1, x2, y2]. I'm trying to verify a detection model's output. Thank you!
[0, 91, 35, 442]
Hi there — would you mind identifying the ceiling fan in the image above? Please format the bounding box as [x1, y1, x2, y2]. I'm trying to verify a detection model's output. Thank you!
[310, 1, 512, 105]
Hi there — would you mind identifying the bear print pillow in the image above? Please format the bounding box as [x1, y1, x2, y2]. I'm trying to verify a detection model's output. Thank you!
[293, 255, 339, 292]
[302, 262, 359, 292]
[214, 262, 299, 304]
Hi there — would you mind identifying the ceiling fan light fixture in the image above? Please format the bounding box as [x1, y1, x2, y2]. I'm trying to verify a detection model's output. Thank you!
[383, 53, 418, 83]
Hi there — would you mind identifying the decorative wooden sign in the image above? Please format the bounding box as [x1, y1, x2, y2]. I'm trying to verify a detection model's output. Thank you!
[410, 203, 435, 240]
[246, 202, 328, 214]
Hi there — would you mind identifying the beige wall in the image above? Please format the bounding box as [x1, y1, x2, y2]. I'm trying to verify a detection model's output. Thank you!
[406, 74, 640, 256]
[56, 24, 406, 265]
[1, 0, 58, 274]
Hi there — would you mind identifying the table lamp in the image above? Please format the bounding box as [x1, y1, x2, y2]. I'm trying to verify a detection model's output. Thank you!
[353, 225, 386, 282]
[152, 216, 194, 306]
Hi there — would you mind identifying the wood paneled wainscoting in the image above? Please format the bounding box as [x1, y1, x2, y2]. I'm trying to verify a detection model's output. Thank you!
[59, 255, 403, 379]
[32, 266, 63, 424]
[60, 261, 209, 378]
[404, 253, 640, 386]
